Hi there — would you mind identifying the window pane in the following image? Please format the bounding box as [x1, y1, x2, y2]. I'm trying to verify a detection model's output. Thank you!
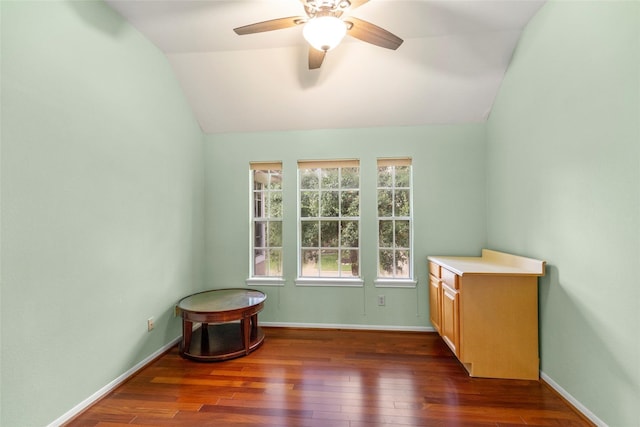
[254, 249, 266, 275]
[378, 250, 394, 276]
[320, 191, 339, 217]
[254, 221, 266, 247]
[378, 189, 393, 217]
[395, 166, 410, 187]
[394, 189, 410, 216]
[320, 250, 339, 276]
[300, 169, 319, 189]
[302, 249, 319, 276]
[263, 194, 271, 219]
[268, 171, 282, 190]
[320, 221, 339, 247]
[340, 220, 359, 247]
[253, 170, 269, 185]
[378, 166, 392, 187]
[321, 168, 339, 189]
[379, 220, 393, 247]
[341, 190, 359, 217]
[300, 191, 318, 217]
[341, 249, 358, 277]
[301, 221, 319, 247]
[396, 250, 410, 278]
[341, 167, 359, 189]
[267, 249, 283, 275]
[269, 192, 282, 218]
[268, 222, 282, 247]
[395, 220, 410, 248]
[254, 191, 264, 218]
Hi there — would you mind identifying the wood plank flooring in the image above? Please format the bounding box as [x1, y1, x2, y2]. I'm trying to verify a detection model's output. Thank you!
[65, 327, 592, 427]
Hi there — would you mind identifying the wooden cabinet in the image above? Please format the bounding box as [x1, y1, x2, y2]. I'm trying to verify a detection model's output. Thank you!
[428, 249, 545, 380]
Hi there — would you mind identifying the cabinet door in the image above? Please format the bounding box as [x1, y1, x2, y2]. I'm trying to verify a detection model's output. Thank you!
[441, 283, 460, 357]
[429, 275, 441, 333]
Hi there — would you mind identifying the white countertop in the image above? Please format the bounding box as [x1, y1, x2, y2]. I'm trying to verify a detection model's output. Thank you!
[428, 249, 545, 277]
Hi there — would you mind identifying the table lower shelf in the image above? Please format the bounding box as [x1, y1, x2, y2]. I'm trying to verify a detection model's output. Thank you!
[179, 323, 265, 362]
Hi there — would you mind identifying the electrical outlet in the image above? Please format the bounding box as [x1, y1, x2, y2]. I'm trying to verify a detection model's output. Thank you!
[378, 295, 386, 306]
[147, 317, 155, 331]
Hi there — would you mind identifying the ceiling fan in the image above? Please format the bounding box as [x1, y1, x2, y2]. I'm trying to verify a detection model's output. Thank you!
[233, 0, 403, 69]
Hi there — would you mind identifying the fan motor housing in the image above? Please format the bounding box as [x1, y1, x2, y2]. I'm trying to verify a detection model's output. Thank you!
[305, 0, 351, 17]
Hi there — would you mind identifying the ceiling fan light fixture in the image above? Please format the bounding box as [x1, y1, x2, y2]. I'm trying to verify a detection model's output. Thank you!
[303, 16, 347, 52]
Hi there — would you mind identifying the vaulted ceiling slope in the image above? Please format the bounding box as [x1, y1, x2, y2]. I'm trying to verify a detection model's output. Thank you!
[105, 0, 546, 134]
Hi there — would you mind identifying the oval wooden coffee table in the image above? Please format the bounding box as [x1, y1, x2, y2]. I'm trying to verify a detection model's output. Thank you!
[176, 288, 267, 362]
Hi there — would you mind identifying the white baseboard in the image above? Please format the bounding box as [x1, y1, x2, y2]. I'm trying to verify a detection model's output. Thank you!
[261, 321, 434, 332]
[540, 371, 607, 427]
[47, 336, 182, 427]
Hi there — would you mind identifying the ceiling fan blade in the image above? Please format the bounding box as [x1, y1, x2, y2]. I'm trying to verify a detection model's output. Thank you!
[233, 16, 305, 35]
[309, 47, 326, 69]
[345, 16, 403, 50]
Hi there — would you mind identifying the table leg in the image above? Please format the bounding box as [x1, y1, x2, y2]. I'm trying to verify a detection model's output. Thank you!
[250, 313, 258, 339]
[242, 317, 251, 355]
[201, 323, 209, 353]
[182, 319, 193, 355]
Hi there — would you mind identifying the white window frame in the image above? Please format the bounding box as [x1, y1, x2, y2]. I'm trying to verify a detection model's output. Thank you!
[375, 158, 416, 288]
[296, 159, 364, 287]
[247, 162, 285, 286]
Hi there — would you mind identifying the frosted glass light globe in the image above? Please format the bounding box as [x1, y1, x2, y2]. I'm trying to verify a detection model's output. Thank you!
[303, 16, 347, 52]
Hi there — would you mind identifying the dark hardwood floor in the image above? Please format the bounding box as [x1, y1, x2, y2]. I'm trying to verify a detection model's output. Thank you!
[65, 328, 592, 426]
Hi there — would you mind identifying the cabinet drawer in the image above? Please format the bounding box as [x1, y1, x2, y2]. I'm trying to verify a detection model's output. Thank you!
[441, 267, 459, 289]
[429, 262, 441, 278]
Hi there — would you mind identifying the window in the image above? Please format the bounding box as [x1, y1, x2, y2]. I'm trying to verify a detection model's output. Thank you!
[377, 158, 413, 283]
[250, 162, 283, 279]
[298, 160, 360, 282]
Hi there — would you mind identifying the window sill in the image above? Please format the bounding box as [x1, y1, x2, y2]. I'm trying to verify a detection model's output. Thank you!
[295, 277, 364, 287]
[246, 277, 285, 287]
[374, 278, 417, 288]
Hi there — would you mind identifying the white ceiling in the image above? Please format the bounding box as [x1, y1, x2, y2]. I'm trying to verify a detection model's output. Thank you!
[105, 0, 546, 134]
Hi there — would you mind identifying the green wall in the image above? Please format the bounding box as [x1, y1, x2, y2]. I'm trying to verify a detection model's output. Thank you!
[205, 126, 487, 328]
[486, 1, 639, 426]
[1, 1, 204, 425]
[4, 0, 636, 425]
